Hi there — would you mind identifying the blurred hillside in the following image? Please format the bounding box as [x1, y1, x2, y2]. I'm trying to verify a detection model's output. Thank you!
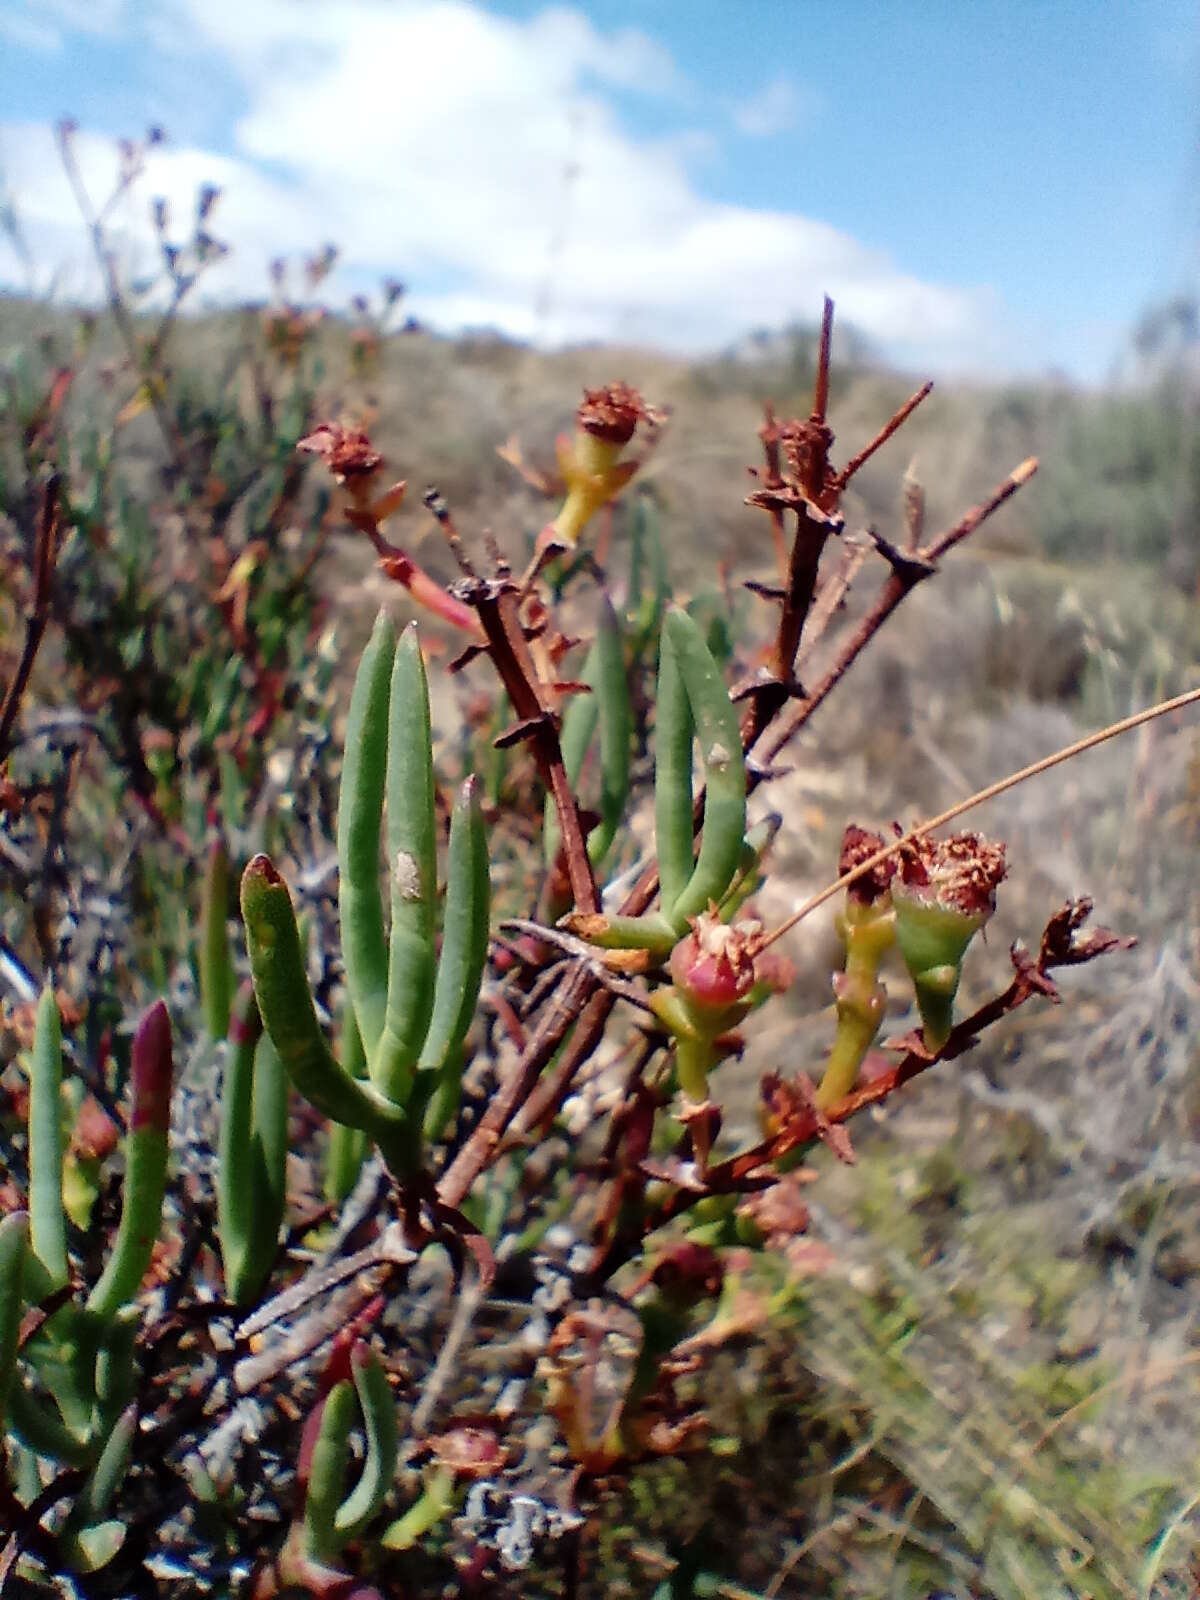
[2, 289, 1197, 589]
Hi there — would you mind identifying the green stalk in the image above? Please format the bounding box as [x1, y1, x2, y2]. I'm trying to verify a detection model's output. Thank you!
[628, 494, 669, 649]
[29, 985, 69, 1291]
[417, 777, 490, 1075]
[76, 1403, 136, 1523]
[334, 1344, 398, 1541]
[564, 910, 678, 957]
[422, 1043, 464, 1145]
[249, 1030, 289, 1281]
[241, 856, 407, 1137]
[324, 1000, 368, 1203]
[218, 981, 262, 1301]
[815, 897, 894, 1109]
[7, 1377, 92, 1466]
[661, 609, 746, 930]
[92, 1305, 138, 1438]
[222, 1026, 287, 1306]
[199, 830, 233, 1040]
[305, 1381, 355, 1564]
[66, 1519, 126, 1574]
[543, 600, 631, 873]
[718, 813, 782, 922]
[86, 1001, 173, 1322]
[543, 670, 597, 870]
[587, 596, 632, 865]
[372, 625, 437, 1103]
[654, 610, 697, 921]
[337, 609, 395, 1063]
[382, 1465, 456, 1550]
[0, 1211, 28, 1431]
[650, 991, 718, 1100]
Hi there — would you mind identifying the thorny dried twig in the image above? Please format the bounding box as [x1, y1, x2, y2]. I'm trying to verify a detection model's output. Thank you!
[582, 901, 1130, 1285]
[0, 473, 62, 767]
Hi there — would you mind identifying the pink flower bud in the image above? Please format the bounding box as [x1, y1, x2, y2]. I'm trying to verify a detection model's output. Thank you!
[669, 912, 759, 1012]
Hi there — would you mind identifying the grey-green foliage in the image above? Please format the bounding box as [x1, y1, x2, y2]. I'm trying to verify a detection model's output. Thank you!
[1034, 384, 1198, 573]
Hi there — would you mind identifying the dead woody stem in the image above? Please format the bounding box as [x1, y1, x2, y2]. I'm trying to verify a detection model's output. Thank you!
[439, 300, 1047, 1218]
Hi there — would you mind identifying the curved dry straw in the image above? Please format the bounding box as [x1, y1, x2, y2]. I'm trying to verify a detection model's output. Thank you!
[751, 683, 1200, 959]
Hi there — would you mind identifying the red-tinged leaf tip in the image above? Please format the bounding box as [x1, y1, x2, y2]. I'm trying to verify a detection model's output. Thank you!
[228, 980, 260, 1047]
[296, 1392, 327, 1485]
[243, 852, 283, 890]
[130, 1000, 173, 1133]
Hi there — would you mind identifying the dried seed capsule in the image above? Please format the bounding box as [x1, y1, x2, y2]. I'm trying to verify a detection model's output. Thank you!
[892, 832, 1007, 1051]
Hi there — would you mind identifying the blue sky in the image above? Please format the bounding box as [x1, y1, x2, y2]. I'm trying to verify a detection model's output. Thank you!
[1, 0, 1196, 380]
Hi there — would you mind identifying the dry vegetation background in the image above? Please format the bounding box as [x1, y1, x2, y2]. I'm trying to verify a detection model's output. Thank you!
[2, 273, 1199, 1596]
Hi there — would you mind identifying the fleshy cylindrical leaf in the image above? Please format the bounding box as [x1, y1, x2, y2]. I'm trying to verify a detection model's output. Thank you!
[29, 986, 69, 1291]
[241, 856, 407, 1137]
[660, 609, 746, 930]
[0, 1211, 28, 1431]
[304, 1380, 355, 1563]
[86, 1001, 172, 1321]
[418, 777, 490, 1076]
[654, 611, 697, 922]
[335, 1343, 398, 1540]
[337, 609, 395, 1062]
[373, 625, 437, 1103]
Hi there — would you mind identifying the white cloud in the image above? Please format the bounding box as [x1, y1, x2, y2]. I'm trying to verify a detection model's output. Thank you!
[730, 76, 802, 138]
[0, 0, 1007, 371]
[1, 0, 125, 49]
[0, 10, 62, 51]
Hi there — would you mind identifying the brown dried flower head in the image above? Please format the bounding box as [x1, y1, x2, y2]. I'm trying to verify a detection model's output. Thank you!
[576, 382, 653, 445]
[897, 830, 1008, 917]
[424, 1421, 505, 1480]
[297, 422, 383, 484]
[839, 824, 896, 904]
